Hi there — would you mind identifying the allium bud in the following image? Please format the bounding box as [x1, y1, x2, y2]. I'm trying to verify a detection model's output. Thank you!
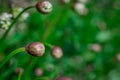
[59, 0, 70, 4]
[116, 53, 120, 62]
[34, 68, 43, 76]
[72, 2, 88, 15]
[56, 77, 72, 80]
[36, 0, 53, 14]
[88, 44, 101, 52]
[51, 46, 63, 59]
[14, 67, 24, 75]
[25, 42, 45, 56]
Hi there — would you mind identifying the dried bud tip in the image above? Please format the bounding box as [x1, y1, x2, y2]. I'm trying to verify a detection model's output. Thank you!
[25, 42, 45, 57]
[51, 46, 63, 59]
[36, 0, 53, 14]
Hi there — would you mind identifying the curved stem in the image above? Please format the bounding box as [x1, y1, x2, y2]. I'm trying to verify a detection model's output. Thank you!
[0, 47, 25, 69]
[1, 6, 34, 40]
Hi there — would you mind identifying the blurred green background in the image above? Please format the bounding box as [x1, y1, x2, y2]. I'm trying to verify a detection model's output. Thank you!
[0, 0, 120, 80]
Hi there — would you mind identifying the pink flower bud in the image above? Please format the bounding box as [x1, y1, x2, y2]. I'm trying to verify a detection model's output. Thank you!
[88, 44, 101, 52]
[36, 0, 53, 14]
[51, 46, 63, 59]
[34, 68, 43, 76]
[25, 42, 45, 56]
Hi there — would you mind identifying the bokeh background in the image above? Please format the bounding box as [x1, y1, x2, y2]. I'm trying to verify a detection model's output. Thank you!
[0, 0, 120, 80]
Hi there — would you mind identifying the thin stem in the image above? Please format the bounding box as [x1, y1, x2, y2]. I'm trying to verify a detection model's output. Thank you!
[0, 47, 25, 69]
[44, 43, 53, 48]
[1, 6, 34, 40]
[24, 58, 38, 80]
[41, 10, 62, 42]
[18, 71, 22, 80]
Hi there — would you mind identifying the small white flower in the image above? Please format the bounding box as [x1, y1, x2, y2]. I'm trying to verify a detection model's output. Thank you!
[20, 12, 29, 21]
[13, 7, 29, 21]
[13, 7, 23, 17]
[0, 12, 12, 30]
[0, 12, 12, 21]
[74, 2, 88, 15]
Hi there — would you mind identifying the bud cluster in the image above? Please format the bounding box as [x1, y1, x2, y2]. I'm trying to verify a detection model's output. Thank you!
[25, 42, 63, 59]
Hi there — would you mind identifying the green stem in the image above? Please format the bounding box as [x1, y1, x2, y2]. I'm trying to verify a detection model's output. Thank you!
[18, 71, 22, 80]
[44, 43, 53, 48]
[0, 47, 25, 69]
[41, 10, 62, 42]
[1, 6, 34, 40]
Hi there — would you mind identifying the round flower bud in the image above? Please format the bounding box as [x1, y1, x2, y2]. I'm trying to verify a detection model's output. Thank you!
[36, 0, 53, 14]
[51, 46, 63, 59]
[59, 0, 70, 4]
[14, 67, 24, 75]
[34, 68, 43, 76]
[116, 53, 120, 62]
[56, 77, 72, 80]
[25, 42, 45, 56]
[72, 2, 88, 15]
[88, 44, 101, 52]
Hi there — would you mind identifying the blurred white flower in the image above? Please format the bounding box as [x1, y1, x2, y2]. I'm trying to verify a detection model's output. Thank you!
[0, 12, 12, 21]
[108, 69, 120, 80]
[20, 12, 29, 21]
[96, 31, 111, 43]
[0, 13, 12, 29]
[13, 7, 29, 21]
[73, 2, 88, 15]
[13, 7, 23, 17]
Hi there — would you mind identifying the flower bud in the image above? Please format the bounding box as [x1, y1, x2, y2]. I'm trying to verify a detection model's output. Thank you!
[34, 68, 43, 76]
[51, 46, 63, 59]
[36, 0, 53, 14]
[25, 42, 45, 56]
[59, 0, 71, 4]
[116, 53, 120, 62]
[88, 44, 101, 52]
[14, 67, 24, 75]
[56, 77, 72, 80]
[72, 2, 88, 15]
